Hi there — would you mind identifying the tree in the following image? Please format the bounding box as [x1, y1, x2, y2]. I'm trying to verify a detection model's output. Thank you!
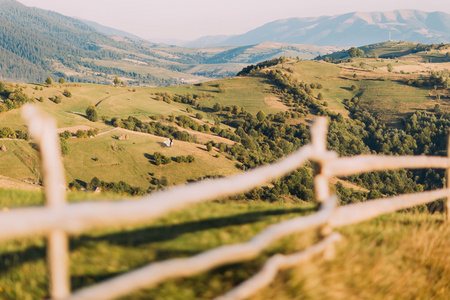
[86, 105, 98, 122]
[317, 93, 324, 100]
[213, 102, 222, 112]
[76, 130, 86, 138]
[58, 77, 65, 84]
[387, 63, 393, 73]
[256, 110, 266, 122]
[113, 76, 120, 86]
[356, 48, 364, 57]
[60, 130, 71, 140]
[60, 138, 70, 155]
[0, 127, 15, 138]
[348, 47, 364, 58]
[45, 77, 53, 85]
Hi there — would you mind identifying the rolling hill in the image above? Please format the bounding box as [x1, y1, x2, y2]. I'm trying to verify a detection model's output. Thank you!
[1, 42, 449, 190]
[1, 35, 449, 300]
[192, 10, 450, 47]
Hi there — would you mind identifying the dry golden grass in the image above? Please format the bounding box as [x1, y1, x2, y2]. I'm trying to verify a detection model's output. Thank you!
[252, 213, 449, 300]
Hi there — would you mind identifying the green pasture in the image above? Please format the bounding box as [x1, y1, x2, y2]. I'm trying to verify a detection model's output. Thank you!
[357, 80, 433, 125]
[63, 129, 239, 188]
[287, 61, 355, 113]
[0, 140, 40, 183]
[154, 76, 286, 115]
[0, 129, 239, 190]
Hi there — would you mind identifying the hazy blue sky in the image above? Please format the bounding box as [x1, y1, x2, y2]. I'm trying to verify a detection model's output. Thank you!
[16, 0, 450, 41]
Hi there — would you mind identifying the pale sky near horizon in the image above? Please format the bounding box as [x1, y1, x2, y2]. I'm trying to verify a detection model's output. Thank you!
[15, 0, 450, 42]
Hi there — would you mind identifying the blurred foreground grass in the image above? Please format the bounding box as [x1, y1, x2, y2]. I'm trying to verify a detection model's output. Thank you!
[0, 188, 448, 299]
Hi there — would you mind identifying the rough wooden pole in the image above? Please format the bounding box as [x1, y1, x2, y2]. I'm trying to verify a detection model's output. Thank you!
[22, 105, 70, 299]
[311, 117, 330, 203]
[310, 117, 337, 259]
[447, 129, 450, 222]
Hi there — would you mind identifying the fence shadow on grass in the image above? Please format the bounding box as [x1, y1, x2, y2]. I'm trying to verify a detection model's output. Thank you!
[71, 206, 316, 249]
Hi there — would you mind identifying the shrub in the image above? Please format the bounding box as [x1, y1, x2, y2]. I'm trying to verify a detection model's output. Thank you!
[87, 129, 98, 137]
[0, 127, 14, 138]
[52, 96, 62, 104]
[60, 138, 70, 155]
[86, 105, 98, 122]
[63, 89, 72, 97]
[176, 156, 186, 163]
[60, 130, 71, 140]
[317, 93, 323, 100]
[76, 130, 86, 138]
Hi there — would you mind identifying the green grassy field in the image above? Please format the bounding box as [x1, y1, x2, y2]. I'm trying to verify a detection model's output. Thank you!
[0, 188, 448, 300]
[153, 76, 285, 115]
[0, 128, 240, 189]
[63, 129, 239, 188]
[287, 61, 353, 114]
[279, 60, 443, 125]
[357, 80, 433, 125]
[0, 140, 41, 183]
[2, 79, 278, 188]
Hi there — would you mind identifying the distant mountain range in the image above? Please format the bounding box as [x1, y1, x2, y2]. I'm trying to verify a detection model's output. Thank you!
[0, 0, 341, 84]
[0, 0, 449, 85]
[187, 10, 450, 47]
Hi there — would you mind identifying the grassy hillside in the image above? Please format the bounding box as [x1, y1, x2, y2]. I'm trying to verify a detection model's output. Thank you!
[0, 190, 448, 299]
[63, 129, 238, 188]
[1, 46, 450, 300]
[273, 57, 449, 126]
[1, 50, 449, 187]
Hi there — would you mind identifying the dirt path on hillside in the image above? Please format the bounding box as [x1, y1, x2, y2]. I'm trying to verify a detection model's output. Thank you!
[56, 125, 94, 134]
[0, 175, 41, 191]
[145, 120, 236, 145]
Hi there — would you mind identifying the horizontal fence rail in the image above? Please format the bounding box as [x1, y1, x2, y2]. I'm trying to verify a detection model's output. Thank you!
[1, 104, 448, 300]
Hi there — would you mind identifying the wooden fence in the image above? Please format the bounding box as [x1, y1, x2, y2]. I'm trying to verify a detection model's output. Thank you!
[1, 104, 449, 300]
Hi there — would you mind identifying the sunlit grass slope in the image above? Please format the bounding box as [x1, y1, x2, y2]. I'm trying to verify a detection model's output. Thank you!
[63, 129, 239, 188]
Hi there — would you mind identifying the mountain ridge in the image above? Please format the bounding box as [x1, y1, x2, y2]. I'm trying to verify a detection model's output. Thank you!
[188, 9, 450, 47]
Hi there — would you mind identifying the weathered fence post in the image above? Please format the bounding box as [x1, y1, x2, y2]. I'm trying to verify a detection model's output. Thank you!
[22, 105, 70, 299]
[310, 117, 338, 259]
[447, 129, 450, 222]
